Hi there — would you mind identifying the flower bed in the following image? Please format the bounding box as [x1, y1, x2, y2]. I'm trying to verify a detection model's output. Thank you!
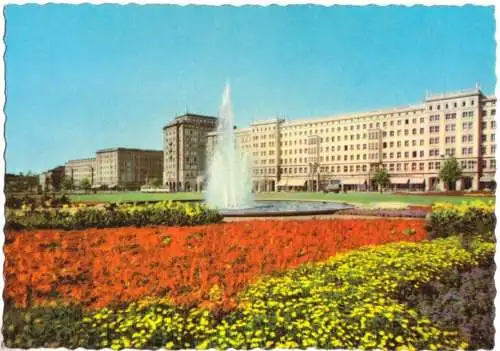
[3, 237, 494, 350]
[425, 200, 496, 242]
[5, 201, 222, 231]
[338, 208, 428, 218]
[4, 219, 426, 310]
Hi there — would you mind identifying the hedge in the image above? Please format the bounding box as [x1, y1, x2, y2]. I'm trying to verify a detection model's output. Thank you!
[4, 201, 223, 231]
[425, 200, 496, 244]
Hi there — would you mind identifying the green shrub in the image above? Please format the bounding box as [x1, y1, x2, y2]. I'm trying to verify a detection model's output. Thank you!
[400, 262, 495, 350]
[5, 201, 222, 231]
[425, 201, 496, 244]
[2, 304, 89, 348]
[4, 194, 71, 210]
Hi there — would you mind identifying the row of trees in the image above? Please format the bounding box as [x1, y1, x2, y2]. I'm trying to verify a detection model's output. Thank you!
[61, 177, 92, 191]
[372, 157, 463, 193]
[61, 177, 164, 192]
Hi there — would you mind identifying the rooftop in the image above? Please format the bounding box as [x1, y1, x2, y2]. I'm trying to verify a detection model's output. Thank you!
[65, 157, 96, 163]
[164, 113, 218, 129]
[424, 88, 484, 102]
[96, 147, 163, 154]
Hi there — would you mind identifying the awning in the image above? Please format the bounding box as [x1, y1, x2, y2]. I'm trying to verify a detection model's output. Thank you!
[480, 175, 496, 182]
[409, 178, 425, 184]
[391, 177, 409, 185]
[277, 179, 289, 187]
[288, 179, 307, 187]
[343, 178, 366, 185]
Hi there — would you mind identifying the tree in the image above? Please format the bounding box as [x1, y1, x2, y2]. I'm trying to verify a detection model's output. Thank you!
[151, 178, 162, 188]
[80, 178, 92, 192]
[439, 157, 462, 191]
[62, 177, 74, 191]
[50, 171, 63, 192]
[373, 168, 391, 194]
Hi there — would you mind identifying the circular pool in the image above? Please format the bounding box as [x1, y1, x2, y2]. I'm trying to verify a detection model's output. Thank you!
[213, 200, 353, 217]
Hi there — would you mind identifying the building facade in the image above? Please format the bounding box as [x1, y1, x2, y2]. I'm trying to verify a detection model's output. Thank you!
[95, 148, 163, 189]
[64, 158, 96, 187]
[169, 88, 497, 192]
[5, 173, 39, 194]
[163, 113, 217, 191]
[39, 166, 66, 192]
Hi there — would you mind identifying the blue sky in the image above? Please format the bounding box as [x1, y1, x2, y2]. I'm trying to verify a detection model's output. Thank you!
[4, 5, 496, 174]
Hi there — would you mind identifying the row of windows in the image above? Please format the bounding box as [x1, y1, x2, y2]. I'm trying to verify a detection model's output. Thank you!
[251, 134, 496, 159]
[248, 124, 496, 151]
[428, 99, 476, 110]
[275, 145, 486, 165]
[253, 158, 495, 176]
[482, 121, 497, 129]
[244, 120, 493, 147]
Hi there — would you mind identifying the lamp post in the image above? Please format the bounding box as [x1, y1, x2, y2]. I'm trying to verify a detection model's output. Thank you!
[309, 162, 319, 192]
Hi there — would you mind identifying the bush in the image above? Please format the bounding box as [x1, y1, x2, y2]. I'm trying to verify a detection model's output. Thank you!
[4, 194, 70, 210]
[5, 201, 223, 231]
[338, 208, 428, 218]
[426, 200, 496, 244]
[2, 304, 89, 348]
[4, 236, 494, 349]
[400, 261, 495, 349]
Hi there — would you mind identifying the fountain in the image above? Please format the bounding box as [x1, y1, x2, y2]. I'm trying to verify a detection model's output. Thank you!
[205, 83, 254, 209]
[204, 83, 353, 217]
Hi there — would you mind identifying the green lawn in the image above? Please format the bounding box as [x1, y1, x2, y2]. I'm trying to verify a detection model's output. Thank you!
[69, 191, 494, 206]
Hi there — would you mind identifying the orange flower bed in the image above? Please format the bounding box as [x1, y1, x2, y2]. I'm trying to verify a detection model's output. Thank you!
[4, 219, 426, 310]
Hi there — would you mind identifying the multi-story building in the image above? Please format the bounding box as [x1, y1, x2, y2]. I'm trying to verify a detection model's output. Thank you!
[95, 148, 163, 189]
[5, 173, 39, 194]
[163, 113, 217, 191]
[39, 166, 65, 192]
[170, 87, 497, 192]
[64, 157, 96, 187]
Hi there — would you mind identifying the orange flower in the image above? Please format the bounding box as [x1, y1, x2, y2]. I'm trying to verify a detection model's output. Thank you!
[4, 218, 427, 310]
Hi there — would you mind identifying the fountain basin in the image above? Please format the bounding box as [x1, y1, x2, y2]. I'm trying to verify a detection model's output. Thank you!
[213, 200, 354, 217]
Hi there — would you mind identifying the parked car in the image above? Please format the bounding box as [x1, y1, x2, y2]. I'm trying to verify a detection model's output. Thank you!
[324, 180, 342, 193]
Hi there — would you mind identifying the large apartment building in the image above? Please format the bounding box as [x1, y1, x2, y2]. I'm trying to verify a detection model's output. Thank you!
[169, 88, 497, 192]
[65, 157, 96, 187]
[94, 148, 163, 189]
[163, 113, 217, 191]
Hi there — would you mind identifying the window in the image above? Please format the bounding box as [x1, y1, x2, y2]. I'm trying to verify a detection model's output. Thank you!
[445, 148, 456, 156]
[492, 134, 496, 142]
[412, 151, 417, 158]
[429, 137, 439, 145]
[420, 150, 424, 157]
